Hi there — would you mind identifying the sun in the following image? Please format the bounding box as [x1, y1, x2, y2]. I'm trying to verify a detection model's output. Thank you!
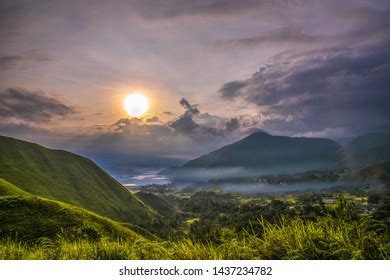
[124, 93, 149, 117]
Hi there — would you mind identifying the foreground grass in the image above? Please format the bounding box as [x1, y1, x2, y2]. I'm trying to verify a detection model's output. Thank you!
[1, 217, 388, 260]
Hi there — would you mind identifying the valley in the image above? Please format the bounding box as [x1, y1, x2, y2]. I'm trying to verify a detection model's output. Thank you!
[0, 134, 389, 259]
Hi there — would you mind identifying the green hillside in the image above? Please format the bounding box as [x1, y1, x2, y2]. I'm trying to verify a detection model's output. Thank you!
[0, 135, 154, 224]
[0, 195, 141, 244]
[0, 178, 31, 196]
[135, 192, 177, 217]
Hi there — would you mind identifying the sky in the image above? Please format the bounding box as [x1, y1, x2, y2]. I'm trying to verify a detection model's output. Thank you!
[0, 0, 389, 165]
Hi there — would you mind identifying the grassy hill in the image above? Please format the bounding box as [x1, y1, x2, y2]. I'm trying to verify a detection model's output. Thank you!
[134, 192, 177, 217]
[0, 195, 141, 244]
[0, 135, 154, 224]
[0, 178, 30, 196]
[0, 180, 141, 243]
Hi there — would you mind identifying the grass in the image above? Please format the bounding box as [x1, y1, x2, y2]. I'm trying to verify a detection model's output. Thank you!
[0, 178, 31, 196]
[0, 135, 155, 224]
[134, 191, 177, 217]
[1, 135, 389, 260]
[1, 216, 388, 260]
[0, 195, 141, 244]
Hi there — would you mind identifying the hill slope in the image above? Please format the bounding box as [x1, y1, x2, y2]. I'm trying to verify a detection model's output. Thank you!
[0, 135, 154, 224]
[185, 132, 342, 169]
[0, 195, 141, 243]
[134, 192, 177, 217]
[0, 178, 31, 196]
[343, 132, 390, 167]
[354, 161, 390, 184]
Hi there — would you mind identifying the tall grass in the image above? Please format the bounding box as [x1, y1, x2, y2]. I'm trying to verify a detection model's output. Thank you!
[1, 217, 388, 260]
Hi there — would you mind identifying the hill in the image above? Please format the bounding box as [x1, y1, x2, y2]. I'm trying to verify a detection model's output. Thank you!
[0, 135, 154, 224]
[134, 192, 177, 217]
[0, 178, 31, 196]
[0, 195, 141, 244]
[354, 161, 390, 184]
[343, 132, 390, 167]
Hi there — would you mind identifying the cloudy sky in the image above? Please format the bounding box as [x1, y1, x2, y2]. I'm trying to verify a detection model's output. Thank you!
[0, 0, 389, 164]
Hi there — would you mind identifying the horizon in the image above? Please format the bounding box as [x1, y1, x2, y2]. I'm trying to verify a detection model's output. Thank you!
[1, 0, 390, 167]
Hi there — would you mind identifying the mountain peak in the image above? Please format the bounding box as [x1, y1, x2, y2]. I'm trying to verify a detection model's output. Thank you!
[249, 130, 271, 137]
[183, 131, 342, 170]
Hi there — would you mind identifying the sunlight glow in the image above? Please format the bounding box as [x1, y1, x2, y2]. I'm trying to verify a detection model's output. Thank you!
[124, 93, 149, 117]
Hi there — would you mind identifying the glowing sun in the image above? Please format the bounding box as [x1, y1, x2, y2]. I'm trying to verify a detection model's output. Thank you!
[124, 93, 149, 117]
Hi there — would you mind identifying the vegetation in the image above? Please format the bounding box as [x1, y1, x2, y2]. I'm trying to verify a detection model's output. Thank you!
[134, 191, 177, 217]
[0, 136, 155, 224]
[0, 136, 389, 260]
[1, 213, 388, 260]
[0, 196, 141, 243]
[1, 186, 389, 259]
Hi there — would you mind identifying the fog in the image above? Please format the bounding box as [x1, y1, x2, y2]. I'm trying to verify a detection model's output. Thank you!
[190, 181, 362, 195]
[163, 164, 341, 183]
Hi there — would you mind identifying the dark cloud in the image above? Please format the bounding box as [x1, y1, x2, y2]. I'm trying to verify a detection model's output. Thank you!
[169, 112, 199, 134]
[0, 50, 53, 71]
[218, 81, 248, 99]
[219, 28, 320, 48]
[0, 55, 23, 70]
[0, 88, 75, 122]
[218, 25, 390, 50]
[216, 6, 390, 49]
[179, 98, 200, 115]
[219, 39, 390, 136]
[225, 117, 240, 132]
[130, 0, 265, 19]
[170, 98, 243, 136]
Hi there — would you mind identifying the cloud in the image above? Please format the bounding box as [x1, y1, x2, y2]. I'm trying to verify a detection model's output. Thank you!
[0, 49, 53, 71]
[215, 6, 390, 49]
[218, 81, 248, 99]
[0, 88, 75, 122]
[146, 116, 160, 123]
[130, 0, 265, 19]
[218, 28, 321, 48]
[219, 39, 390, 136]
[169, 112, 199, 134]
[179, 98, 200, 115]
[169, 98, 246, 137]
[225, 117, 240, 132]
[169, 98, 200, 134]
[0, 56, 23, 70]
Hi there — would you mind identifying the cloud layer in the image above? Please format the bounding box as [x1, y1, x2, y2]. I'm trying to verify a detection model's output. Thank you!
[219, 39, 390, 136]
[0, 88, 75, 122]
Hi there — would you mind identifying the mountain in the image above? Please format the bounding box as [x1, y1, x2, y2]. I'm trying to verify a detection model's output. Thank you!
[184, 132, 342, 169]
[0, 179, 140, 243]
[0, 135, 154, 224]
[343, 132, 390, 167]
[162, 132, 343, 182]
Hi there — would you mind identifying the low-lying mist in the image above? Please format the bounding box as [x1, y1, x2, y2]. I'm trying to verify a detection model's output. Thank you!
[163, 164, 343, 183]
[190, 181, 364, 195]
